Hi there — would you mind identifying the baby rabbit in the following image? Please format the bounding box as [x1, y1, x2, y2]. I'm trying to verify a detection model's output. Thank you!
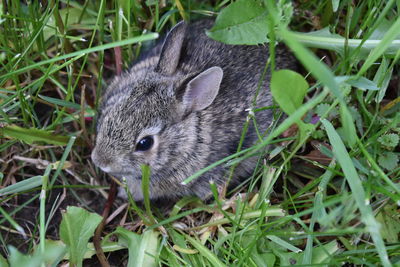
[91, 19, 297, 201]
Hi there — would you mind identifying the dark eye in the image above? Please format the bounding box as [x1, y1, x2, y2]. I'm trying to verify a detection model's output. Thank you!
[135, 136, 154, 151]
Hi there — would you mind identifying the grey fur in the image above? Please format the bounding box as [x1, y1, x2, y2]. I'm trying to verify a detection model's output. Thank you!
[92, 20, 297, 201]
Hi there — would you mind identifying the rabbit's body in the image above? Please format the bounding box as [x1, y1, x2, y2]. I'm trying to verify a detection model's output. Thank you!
[92, 20, 297, 201]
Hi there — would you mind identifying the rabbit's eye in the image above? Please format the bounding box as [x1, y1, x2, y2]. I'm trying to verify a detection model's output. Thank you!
[135, 136, 154, 151]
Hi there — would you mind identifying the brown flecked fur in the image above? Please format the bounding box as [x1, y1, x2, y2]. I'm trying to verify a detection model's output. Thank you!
[91, 20, 297, 201]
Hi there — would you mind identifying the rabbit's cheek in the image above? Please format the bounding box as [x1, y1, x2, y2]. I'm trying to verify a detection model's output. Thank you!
[122, 178, 144, 201]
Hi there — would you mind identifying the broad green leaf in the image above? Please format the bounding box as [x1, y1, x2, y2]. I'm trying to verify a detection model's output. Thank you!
[271, 69, 309, 115]
[237, 230, 277, 267]
[0, 253, 8, 267]
[114, 227, 159, 267]
[7, 241, 66, 267]
[1, 125, 70, 145]
[8, 246, 41, 267]
[377, 133, 399, 148]
[59, 206, 102, 267]
[378, 152, 399, 171]
[206, 0, 269, 45]
[376, 204, 400, 243]
[311, 241, 340, 264]
[40, 240, 67, 266]
[277, 28, 343, 104]
[271, 69, 312, 142]
[275, 241, 339, 266]
[251, 252, 275, 267]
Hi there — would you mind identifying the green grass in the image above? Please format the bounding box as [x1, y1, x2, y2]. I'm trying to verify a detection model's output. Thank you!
[1, 0, 400, 266]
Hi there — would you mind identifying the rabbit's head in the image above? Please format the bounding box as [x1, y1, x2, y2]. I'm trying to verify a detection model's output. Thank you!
[91, 22, 224, 200]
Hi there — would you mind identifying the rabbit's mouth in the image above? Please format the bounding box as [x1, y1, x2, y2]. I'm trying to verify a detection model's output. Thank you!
[104, 170, 134, 179]
[106, 171, 143, 182]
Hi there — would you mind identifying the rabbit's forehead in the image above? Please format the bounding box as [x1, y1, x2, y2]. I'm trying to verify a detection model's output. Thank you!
[100, 76, 173, 118]
[97, 106, 164, 146]
[96, 71, 178, 144]
[97, 89, 171, 142]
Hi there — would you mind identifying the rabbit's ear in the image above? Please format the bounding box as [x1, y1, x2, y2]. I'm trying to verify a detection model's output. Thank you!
[155, 21, 187, 75]
[182, 66, 223, 112]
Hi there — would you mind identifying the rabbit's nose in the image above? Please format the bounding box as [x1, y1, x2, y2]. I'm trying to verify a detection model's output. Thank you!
[91, 148, 114, 172]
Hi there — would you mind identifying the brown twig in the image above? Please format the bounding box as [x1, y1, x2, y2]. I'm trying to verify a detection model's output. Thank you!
[93, 180, 117, 267]
[114, 47, 122, 76]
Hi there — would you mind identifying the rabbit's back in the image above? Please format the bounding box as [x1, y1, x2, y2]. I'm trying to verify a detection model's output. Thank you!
[175, 20, 294, 164]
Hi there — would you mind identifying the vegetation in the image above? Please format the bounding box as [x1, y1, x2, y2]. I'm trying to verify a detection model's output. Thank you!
[0, 0, 399, 266]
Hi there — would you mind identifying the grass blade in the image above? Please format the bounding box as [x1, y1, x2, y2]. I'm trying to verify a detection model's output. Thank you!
[0, 33, 159, 79]
[185, 235, 226, 267]
[321, 119, 391, 267]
